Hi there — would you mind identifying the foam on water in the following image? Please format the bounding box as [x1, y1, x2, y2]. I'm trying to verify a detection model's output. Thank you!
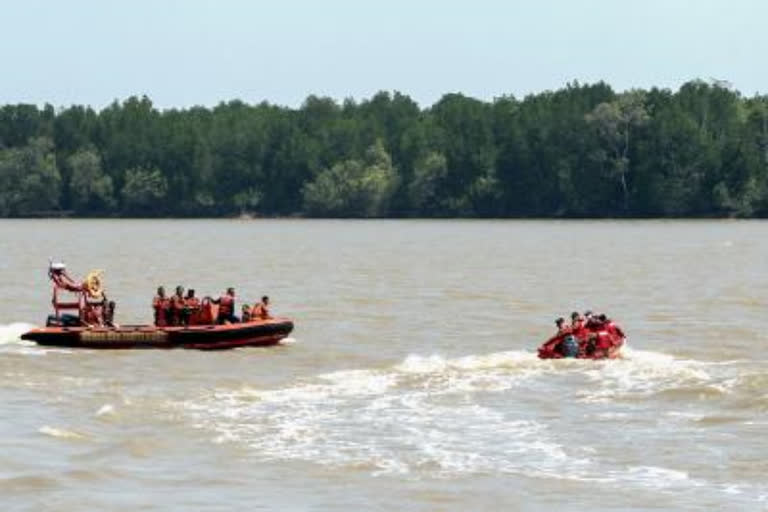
[170, 347, 768, 502]
[0, 323, 35, 345]
[38, 426, 87, 440]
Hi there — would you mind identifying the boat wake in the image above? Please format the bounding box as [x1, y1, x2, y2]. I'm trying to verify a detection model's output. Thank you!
[173, 347, 766, 502]
[0, 323, 35, 345]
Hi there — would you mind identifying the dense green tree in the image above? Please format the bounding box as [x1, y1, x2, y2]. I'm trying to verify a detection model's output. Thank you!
[0, 137, 61, 216]
[0, 81, 767, 218]
[586, 91, 650, 212]
[303, 140, 399, 217]
[67, 149, 115, 214]
[120, 166, 168, 215]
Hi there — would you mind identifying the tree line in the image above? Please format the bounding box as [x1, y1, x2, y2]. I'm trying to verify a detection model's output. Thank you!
[1, 80, 767, 218]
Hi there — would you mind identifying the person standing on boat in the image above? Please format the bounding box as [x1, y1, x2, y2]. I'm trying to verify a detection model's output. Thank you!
[213, 287, 239, 324]
[170, 285, 186, 325]
[152, 286, 171, 326]
[251, 296, 272, 320]
[183, 289, 201, 325]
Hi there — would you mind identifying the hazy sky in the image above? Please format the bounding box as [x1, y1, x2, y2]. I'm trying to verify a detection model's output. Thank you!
[2, 0, 765, 108]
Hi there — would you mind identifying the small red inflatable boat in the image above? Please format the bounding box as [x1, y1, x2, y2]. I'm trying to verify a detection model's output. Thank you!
[21, 318, 294, 350]
[537, 320, 625, 360]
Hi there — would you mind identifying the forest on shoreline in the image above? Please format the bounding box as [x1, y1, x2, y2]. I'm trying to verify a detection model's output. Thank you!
[1, 80, 767, 218]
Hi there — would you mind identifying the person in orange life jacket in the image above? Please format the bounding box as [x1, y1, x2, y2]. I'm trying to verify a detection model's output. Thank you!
[183, 289, 201, 325]
[152, 286, 171, 326]
[213, 287, 239, 324]
[170, 285, 186, 325]
[251, 296, 272, 320]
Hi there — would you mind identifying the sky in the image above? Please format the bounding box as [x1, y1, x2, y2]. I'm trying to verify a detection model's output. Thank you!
[1, 0, 765, 109]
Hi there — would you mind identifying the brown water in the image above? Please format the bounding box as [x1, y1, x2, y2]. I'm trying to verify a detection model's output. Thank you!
[1, 219, 767, 511]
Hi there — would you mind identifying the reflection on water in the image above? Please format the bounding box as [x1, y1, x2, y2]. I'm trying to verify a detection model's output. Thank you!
[1, 219, 767, 511]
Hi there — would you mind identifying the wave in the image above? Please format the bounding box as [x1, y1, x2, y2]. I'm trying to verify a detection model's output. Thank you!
[38, 426, 87, 440]
[173, 347, 756, 486]
[0, 323, 35, 345]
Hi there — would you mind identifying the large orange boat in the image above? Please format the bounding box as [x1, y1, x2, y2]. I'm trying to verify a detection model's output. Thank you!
[21, 263, 294, 350]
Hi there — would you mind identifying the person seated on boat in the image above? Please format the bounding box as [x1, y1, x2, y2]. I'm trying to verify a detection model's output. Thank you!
[251, 296, 272, 320]
[592, 329, 614, 357]
[600, 314, 625, 338]
[152, 286, 171, 326]
[570, 311, 585, 333]
[555, 317, 568, 335]
[81, 270, 107, 326]
[241, 304, 252, 323]
[49, 262, 83, 292]
[183, 289, 201, 325]
[584, 310, 596, 328]
[212, 287, 239, 324]
[170, 285, 186, 325]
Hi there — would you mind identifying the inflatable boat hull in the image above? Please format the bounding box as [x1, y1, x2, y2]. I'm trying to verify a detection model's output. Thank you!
[20, 318, 294, 350]
[537, 324, 625, 360]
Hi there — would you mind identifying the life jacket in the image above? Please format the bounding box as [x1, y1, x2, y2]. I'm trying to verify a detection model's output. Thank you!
[184, 297, 201, 310]
[251, 303, 270, 320]
[218, 294, 234, 316]
[607, 321, 625, 339]
[595, 330, 612, 350]
[153, 296, 170, 326]
[171, 295, 186, 311]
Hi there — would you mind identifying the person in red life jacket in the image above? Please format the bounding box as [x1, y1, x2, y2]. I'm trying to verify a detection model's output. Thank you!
[251, 296, 272, 320]
[212, 287, 239, 324]
[570, 311, 586, 333]
[169, 285, 187, 326]
[555, 317, 569, 335]
[593, 329, 614, 357]
[183, 289, 201, 325]
[600, 314, 625, 339]
[152, 286, 171, 327]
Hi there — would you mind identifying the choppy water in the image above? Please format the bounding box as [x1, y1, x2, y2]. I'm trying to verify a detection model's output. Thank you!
[1, 219, 767, 511]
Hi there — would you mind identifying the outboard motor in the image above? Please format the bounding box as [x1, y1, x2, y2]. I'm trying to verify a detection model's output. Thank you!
[561, 335, 580, 358]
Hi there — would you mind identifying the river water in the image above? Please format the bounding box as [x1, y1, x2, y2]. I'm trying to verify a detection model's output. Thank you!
[0, 219, 766, 511]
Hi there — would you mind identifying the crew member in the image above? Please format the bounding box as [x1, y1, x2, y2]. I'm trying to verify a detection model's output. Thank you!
[184, 289, 201, 325]
[251, 296, 272, 320]
[170, 285, 186, 325]
[584, 310, 595, 327]
[555, 317, 568, 335]
[213, 287, 239, 324]
[241, 304, 252, 323]
[82, 270, 107, 326]
[152, 286, 171, 327]
[602, 314, 625, 338]
[570, 311, 585, 331]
